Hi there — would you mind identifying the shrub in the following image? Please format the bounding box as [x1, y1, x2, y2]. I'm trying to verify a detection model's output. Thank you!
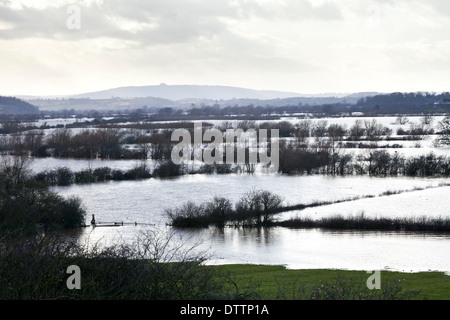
[153, 161, 184, 178]
[205, 197, 234, 228]
[111, 169, 125, 181]
[93, 167, 112, 182]
[166, 202, 210, 228]
[56, 167, 74, 186]
[0, 156, 86, 237]
[123, 164, 152, 180]
[235, 189, 283, 227]
[74, 169, 95, 184]
[166, 190, 283, 228]
[0, 230, 257, 300]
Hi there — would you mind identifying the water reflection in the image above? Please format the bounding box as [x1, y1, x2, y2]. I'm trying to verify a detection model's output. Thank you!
[60, 223, 450, 274]
[48, 172, 450, 273]
[53, 174, 450, 227]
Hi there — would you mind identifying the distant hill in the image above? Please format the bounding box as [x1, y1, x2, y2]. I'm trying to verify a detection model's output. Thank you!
[0, 96, 39, 114]
[29, 94, 377, 112]
[27, 92, 382, 112]
[18, 85, 382, 112]
[28, 97, 176, 112]
[69, 84, 305, 100]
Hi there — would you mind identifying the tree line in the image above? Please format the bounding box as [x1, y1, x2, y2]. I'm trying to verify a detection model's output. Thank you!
[29, 161, 247, 187]
[278, 141, 450, 177]
[0, 156, 85, 238]
[0, 117, 441, 160]
[356, 92, 450, 114]
[2, 117, 450, 179]
[0, 128, 148, 159]
[166, 189, 284, 228]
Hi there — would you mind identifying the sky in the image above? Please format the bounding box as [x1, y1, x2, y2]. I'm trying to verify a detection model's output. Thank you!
[1, 0, 450, 97]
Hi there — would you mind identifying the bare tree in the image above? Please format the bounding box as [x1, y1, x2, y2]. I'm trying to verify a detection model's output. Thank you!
[0, 155, 33, 188]
[348, 119, 365, 141]
[312, 120, 328, 138]
[437, 116, 450, 145]
[293, 120, 312, 141]
[206, 197, 233, 228]
[396, 115, 409, 125]
[235, 189, 283, 227]
[421, 114, 434, 126]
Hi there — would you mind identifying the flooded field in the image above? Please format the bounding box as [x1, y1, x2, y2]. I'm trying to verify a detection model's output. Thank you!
[5, 115, 450, 274]
[54, 173, 450, 274]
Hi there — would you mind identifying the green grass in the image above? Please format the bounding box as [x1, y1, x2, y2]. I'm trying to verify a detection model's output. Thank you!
[211, 264, 450, 300]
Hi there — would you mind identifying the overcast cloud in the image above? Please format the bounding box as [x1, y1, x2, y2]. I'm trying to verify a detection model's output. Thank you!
[1, 0, 450, 96]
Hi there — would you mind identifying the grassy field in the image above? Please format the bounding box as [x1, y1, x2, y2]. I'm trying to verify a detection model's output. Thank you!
[212, 264, 450, 300]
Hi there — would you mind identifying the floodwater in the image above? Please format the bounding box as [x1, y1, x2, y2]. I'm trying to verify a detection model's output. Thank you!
[53, 173, 450, 274]
[7, 115, 450, 274]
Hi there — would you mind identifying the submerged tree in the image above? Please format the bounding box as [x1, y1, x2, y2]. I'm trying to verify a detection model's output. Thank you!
[235, 189, 283, 227]
[206, 197, 234, 228]
[436, 116, 450, 146]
